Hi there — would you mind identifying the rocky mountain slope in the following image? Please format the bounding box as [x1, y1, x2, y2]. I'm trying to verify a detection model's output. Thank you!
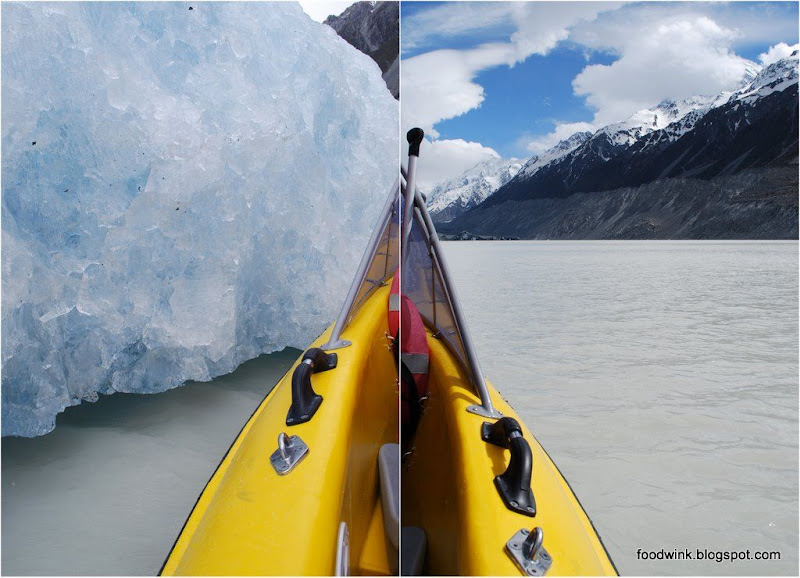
[444, 167, 797, 240]
[427, 132, 590, 223]
[325, 2, 399, 99]
[442, 53, 798, 239]
[427, 157, 522, 222]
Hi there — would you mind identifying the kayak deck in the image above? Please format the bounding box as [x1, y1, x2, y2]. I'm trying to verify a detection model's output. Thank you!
[401, 330, 617, 576]
[161, 283, 399, 576]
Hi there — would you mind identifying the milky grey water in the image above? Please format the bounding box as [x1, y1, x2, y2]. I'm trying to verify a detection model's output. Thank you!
[3, 242, 797, 577]
[1, 349, 299, 576]
[443, 240, 798, 576]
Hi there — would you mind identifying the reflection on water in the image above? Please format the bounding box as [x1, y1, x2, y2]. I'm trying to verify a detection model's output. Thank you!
[2, 349, 299, 576]
[444, 240, 798, 576]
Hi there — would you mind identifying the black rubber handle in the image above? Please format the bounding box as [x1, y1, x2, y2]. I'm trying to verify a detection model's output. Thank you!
[494, 436, 537, 517]
[407, 128, 424, 157]
[483, 417, 536, 516]
[286, 348, 337, 426]
[482, 417, 522, 448]
[303, 347, 338, 372]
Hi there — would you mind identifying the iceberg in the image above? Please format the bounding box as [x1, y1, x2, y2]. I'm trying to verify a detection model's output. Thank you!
[1, 2, 399, 437]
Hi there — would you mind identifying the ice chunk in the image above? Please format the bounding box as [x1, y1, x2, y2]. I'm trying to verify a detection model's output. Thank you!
[1, 2, 398, 437]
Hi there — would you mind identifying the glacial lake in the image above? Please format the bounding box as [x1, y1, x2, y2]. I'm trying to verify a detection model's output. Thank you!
[443, 240, 798, 576]
[1, 349, 299, 576]
[2, 240, 797, 576]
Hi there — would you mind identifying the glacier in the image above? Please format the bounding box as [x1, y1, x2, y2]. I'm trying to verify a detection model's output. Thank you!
[1, 2, 398, 437]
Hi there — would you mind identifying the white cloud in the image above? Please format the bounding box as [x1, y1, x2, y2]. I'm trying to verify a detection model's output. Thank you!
[404, 2, 621, 59]
[298, 0, 353, 23]
[412, 139, 501, 191]
[401, 3, 620, 136]
[571, 14, 758, 126]
[404, 2, 797, 168]
[402, 3, 517, 54]
[509, 2, 622, 62]
[522, 122, 597, 155]
[710, 4, 799, 51]
[759, 42, 800, 66]
[402, 43, 515, 137]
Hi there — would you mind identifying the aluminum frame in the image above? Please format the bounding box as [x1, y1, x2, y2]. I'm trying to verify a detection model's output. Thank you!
[322, 163, 499, 418]
[322, 178, 399, 350]
[400, 167, 500, 418]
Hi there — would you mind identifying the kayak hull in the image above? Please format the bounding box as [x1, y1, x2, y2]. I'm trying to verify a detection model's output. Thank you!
[402, 332, 617, 576]
[161, 284, 399, 576]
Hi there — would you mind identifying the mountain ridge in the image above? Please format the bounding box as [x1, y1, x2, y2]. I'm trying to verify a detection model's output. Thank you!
[427, 156, 522, 223]
[427, 131, 592, 223]
[440, 53, 798, 239]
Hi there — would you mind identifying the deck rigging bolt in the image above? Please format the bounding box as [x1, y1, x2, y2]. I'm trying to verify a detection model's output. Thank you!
[278, 433, 290, 462]
[522, 527, 544, 562]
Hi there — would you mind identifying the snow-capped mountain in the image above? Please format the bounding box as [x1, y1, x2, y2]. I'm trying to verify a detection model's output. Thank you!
[428, 131, 593, 223]
[731, 50, 798, 104]
[427, 157, 522, 222]
[599, 97, 716, 148]
[597, 61, 761, 148]
[427, 63, 764, 224]
[442, 53, 798, 238]
[519, 131, 593, 178]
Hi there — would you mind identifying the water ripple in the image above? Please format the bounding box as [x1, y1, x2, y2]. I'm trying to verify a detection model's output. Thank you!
[444, 240, 798, 576]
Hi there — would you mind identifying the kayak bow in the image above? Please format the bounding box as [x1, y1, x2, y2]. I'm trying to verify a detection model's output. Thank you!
[161, 182, 401, 576]
[398, 128, 617, 576]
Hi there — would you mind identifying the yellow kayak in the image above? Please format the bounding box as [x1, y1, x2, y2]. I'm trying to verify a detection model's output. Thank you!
[400, 331, 617, 575]
[398, 128, 617, 576]
[161, 183, 401, 576]
[161, 129, 616, 576]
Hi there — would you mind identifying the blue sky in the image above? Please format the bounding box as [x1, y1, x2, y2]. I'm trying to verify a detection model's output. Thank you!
[400, 1, 799, 187]
[432, 45, 618, 157]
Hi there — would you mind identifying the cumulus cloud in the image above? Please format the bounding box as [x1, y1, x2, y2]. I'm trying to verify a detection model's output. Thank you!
[404, 2, 797, 174]
[402, 3, 517, 54]
[759, 42, 800, 65]
[412, 139, 501, 190]
[509, 2, 622, 62]
[401, 43, 515, 137]
[571, 13, 759, 125]
[401, 3, 619, 136]
[710, 4, 799, 50]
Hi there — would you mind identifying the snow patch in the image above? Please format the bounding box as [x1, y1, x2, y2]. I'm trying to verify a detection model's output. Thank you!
[520, 131, 593, 177]
[427, 157, 522, 220]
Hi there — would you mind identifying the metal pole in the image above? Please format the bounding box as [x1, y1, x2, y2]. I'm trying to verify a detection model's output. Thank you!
[322, 179, 399, 350]
[413, 189, 500, 418]
[400, 128, 500, 418]
[401, 129, 424, 268]
[401, 155, 417, 263]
